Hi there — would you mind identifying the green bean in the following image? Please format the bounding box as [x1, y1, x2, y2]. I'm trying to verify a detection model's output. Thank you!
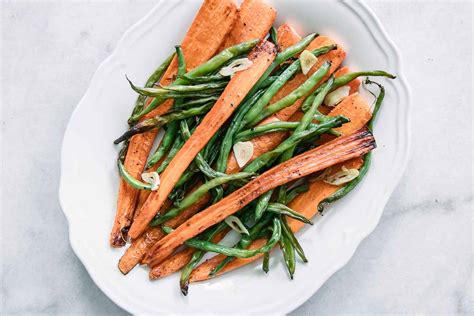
[119, 53, 175, 163]
[126, 77, 226, 98]
[266, 203, 313, 225]
[301, 70, 395, 112]
[178, 73, 227, 83]
[215, 90, 266, 173]
[246, 61, 332, 127]
[146, 121, 178, 169]
[255, 190, 273, 220]
[260, 76, 278, 89]
[269, 26, 278, 45]
[365, 78, 385, 131]
[150, 172, 253, 225]
[171, 96, 219, 110]
[179, 222, 228, 296]
[156, 135, 184, 173]
[239, 58, 304, 129]
[174, 166, 196, 190]
[185, 218, 281, 258]
[130, 39, 259, 122]
[262, 251, 270, 273]
[243, 115, 349, 173]
[281, 216, 308, 262]
[279, 222, 296, 279]
[286, 182, 309, 203]
[179, 120, 242, 185]
[129, 52, 175, 120]
[317, 79, 385, 213]
[117, 160, 153, 190]
[235, 115, 334, 143]
[210, 213, 274, 276]
[175, 45, 186, 76]
[114, 102, 213, 144]
[235, 121, 311, 143]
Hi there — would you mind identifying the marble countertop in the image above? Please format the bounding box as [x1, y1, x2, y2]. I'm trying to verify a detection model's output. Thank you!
[1, 1, 472, 314]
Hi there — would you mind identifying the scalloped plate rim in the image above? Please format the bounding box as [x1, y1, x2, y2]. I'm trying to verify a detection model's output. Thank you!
[58, 0, 411, 314]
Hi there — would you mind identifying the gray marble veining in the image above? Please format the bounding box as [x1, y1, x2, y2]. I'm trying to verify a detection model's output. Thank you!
[1, 1, 472, 315]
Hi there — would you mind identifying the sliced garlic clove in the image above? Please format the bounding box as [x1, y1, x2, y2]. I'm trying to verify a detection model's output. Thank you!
[141, 171, 160, 191]
[323, 165, 359, 186]
[224, 215, 250, 235]
[233, 141, 254, 168]
[324, 85, 351, 107]
[219, 58, 253, 76]
[299, 50, 318, 75]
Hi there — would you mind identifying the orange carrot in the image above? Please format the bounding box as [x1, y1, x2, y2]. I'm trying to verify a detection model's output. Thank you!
[276, 24, 302, 49]
[110, 0, 239, 247]
[128, 41, 277, 240]
[118, 192, 210, 274]
[220, 0, 276, 50]
[148, 128, 376, 266]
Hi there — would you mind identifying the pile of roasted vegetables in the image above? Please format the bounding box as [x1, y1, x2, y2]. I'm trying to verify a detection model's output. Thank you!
[110, 0, 395, 295]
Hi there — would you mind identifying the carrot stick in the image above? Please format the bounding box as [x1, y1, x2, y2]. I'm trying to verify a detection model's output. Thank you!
[220, 0, 277, 50]
[110, 0, 239, 247]
[128, 40, 277, 240]
[148, 127, 376, 266]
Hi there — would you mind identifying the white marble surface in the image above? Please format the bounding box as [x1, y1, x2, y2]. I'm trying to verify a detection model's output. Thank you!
[1, 0, 472, 314]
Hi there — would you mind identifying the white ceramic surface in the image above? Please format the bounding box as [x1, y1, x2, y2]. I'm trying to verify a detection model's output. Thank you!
[58, 0, 410, 314]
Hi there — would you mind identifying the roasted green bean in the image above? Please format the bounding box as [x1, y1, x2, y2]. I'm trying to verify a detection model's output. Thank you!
[246, 61, 331, 127]
[130, 39, 259, 121]
[114, 102, 213, 144]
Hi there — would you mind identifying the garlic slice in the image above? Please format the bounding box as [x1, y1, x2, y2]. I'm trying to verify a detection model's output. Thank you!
[219, 58, 253, 76]
[323, 166, 359, 186]
[233, 141, 254, 168]
[299, 50, 318, 75]
[308, 167, 333, 183]
[141, 171, 160, 191]
[225, 215, 250, 235]
[324, 85, 351, 107]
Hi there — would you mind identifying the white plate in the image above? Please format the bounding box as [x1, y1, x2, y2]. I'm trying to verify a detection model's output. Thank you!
[59, 0, 411, 314]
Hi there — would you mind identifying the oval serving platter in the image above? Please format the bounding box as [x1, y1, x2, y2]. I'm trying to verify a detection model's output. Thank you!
[59, 0, 411, 314]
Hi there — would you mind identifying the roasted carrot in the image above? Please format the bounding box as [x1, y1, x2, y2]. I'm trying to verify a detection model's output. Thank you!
[148, 127, 376, 265]
[189, 94, 373, 281]
[110, 0, 238, 247]
[226, 35, 346, 173]
[128, 41, 277, 240]
[118, 192, 210, 274]
[276, 24, 302, 49]
[220, 0, 276, 50]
